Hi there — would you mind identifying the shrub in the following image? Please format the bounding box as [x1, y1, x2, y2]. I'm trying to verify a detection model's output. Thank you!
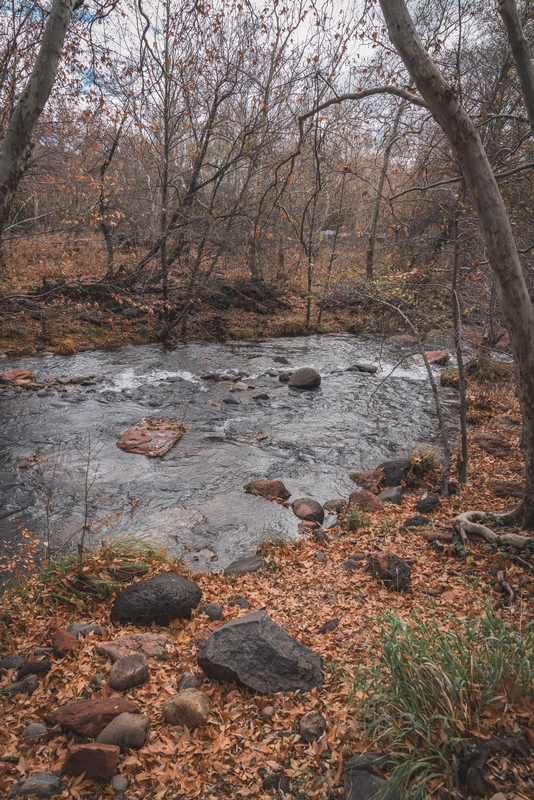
[343, 507, 370, 532]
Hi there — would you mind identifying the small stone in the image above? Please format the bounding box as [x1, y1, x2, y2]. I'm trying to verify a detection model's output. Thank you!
[403, 515, 431, 528]
[67, 622, 108, 638]
[111, 776, 128, 792]
[162, 688, 210, 729]
[278, 371, 292, 382]
[52, 628, 80, 658]
[121, 308, 139, 318]
[348, 552, 366, 561]
[299, 711, 327, 742]
[346, 363, 378, 374]
[234, 382, 248, 391]
[23, 723, 48, 740]
[224, 554, 262, 576]
[109, 653, 148, 691]
[0, 653, 25, 670]
[98, 632, 172, 662]
[317, 619, 339, 634]
[179, 672, 202, 691]
[33, 647, 54, 656]
[323, 498, 345, 513]
[342, 559, 360, 571]
[274, 356, 289, 364]
[260, 705, 275, 721]
[368, 552, 411, 591]
[200, 602, 224, 621]
[96, 712, 149, 750]
[252, 393, 269, 401]
[288, 367, 321, 390]
[232, 598, 250, 609]
[416, 495, 440, 513]
[378, 486, 402, 505]
[291, 497, 325, 524]
[18, 659, 51, 680]
[44, 697, 140, 738]
[223, 395, 240, 405]
[315, 551, 326, 563]
[348, 490, 384, 512]
[10, 772, 63, 798]
[90, 673, 105, 687]
[61, 743, 119, 782]
[3, 674, 38, 696]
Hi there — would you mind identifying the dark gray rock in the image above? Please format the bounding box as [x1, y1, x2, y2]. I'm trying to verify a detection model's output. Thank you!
[378, 486, 402, 505]
[345, 753, 389, 772]
[416, 495, 440, 513]
[197, 610, 322, 694]
[346, 363, 378, 374]
[274, 356, 289, 364]
[66, 623, 108, 638]
[0, 653, 25, 670]
[110, 573, 202, 626]
[23, 723, 48, 740]
[10, 773, 63, 798]
[232, 597, 250, 609]
[3, 674, 38, 696]
[121, 308, 139, 318]
[223, 395, 240, 405]
[224, 554, 263, 576]
[288, 367, 321, 390]
[342, 559, 360, 571]
[315, 551, 326, 563]
[377, 459, 412, 487]
[299, 711, 327, 742]
[179, 672, 202, 691]
[278, 371, 292, 382]
[323, 498, 345, 513]
[200, 602, 224, 621]
[17, 660, 51, 680]
[403, 515, 431, 528]
[368, 552, 411, 591]
[344, 765, 399, 800]
[291, 498, 325, 524]
[210, 292, 230, 310]
[252, 393, 270, 401]
[109, 653, 149, 691]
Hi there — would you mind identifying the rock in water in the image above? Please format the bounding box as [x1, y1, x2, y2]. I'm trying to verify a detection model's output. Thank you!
[291, 498, 325, 524]
[110, 573, 202, 626]
[197, 610, 322, 694]
[245, 479, 291, 500]
[288, 367, 321, 390]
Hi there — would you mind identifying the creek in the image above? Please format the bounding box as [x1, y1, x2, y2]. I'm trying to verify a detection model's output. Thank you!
[0, 334, 459, 570]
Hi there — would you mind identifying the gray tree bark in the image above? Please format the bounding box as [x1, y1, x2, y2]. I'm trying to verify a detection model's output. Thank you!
[0, 0, 82, 277]
[378, 0, 534, 527]
[498, 0, 534, 132]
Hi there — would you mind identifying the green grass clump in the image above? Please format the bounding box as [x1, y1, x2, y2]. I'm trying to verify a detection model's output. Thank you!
[343, 506, 370, 532]
[410, 448, 438, 479]
[351, 609, 534, 798]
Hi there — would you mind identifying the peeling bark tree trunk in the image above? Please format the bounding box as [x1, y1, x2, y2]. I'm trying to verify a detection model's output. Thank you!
[0, 0, 82, 278]
[379, 0, 534, 527]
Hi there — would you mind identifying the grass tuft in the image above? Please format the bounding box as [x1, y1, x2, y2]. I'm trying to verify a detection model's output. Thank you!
[350, 608, 534, 798]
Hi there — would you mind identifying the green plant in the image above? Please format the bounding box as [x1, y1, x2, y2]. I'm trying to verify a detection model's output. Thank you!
[378, 518, 397, 535]
[350, 608, 534, 798]
[410, 448, 438, 479]
[343, 506, 370, 532]
[440, 366, 459, 388]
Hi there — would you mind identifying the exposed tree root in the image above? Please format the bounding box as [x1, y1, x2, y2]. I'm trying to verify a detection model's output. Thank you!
[452, 511, 531, 548]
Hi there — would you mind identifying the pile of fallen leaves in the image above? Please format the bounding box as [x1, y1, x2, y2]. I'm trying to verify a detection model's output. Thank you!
[1, 387, 534, 799]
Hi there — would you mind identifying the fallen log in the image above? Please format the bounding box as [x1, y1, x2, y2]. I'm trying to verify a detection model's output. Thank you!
[452, 511, 533, 550]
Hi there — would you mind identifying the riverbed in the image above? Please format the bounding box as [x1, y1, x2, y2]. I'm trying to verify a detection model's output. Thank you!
[0, 334, 458, 570]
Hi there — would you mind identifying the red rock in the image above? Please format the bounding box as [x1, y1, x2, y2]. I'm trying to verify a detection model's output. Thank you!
[44, 696, 139, 738]
[61, 743, 119, 781]
[117, 420, 183, 457]
[348, 490, 384, 512]
[1, 369, 34, 384]
[414, 350, 450, 365]
[162, 688, 210, 729]
[52, 628, 80, 658]
[349, 469, 384, 494]
[392, 334, 418, 345]
[490, 480, 524, 498]
[245, 479, 291, 500]
[98, 632, 172, 662]
[489, 414, 522, 432]
[470, 430, 511, 457]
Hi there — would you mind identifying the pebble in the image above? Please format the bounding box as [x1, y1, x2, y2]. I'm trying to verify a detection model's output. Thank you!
[111, 775, 128, 792]
[232, 598, 250, 609]
[23, 722, 48, 740]
[200, 602, 224, 621]
[341, 559, 360, 571]
[260, 705, 275, 720]
[315, 551, 326, 563]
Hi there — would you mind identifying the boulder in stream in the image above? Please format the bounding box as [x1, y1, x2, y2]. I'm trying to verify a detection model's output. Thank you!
[117, 419, 184, 457]
[288, 367, 321, 390]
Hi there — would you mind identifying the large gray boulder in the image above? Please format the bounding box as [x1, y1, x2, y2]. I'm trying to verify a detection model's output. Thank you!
[197, 610, 322, 694]
[377, 459, 412, 487]
[110, 573, 202, 626]
[288, 367, 321, 390]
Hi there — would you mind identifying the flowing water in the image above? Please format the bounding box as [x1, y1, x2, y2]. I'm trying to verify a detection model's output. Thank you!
[0, 334, 459, 570]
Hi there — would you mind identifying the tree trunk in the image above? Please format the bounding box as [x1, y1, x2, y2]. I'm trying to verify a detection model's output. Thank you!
[498, 0, 534, 132]
[379, 0, 534, 527]
[0, 0, 82, 278]
[365, 101, 404, 280]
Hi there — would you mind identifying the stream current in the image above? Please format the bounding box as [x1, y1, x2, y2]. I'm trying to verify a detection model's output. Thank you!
[0, 334, 459, 570]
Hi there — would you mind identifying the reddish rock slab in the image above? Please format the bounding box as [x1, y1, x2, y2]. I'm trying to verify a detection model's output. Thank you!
[1, 369, 34, 384]
[98, 633, 172, 663]
[52, 628, 80, 658]
[489, 414, 522, 433]
[245, 479, 291, 500]
[44, 696, 139, 738]
[61, 743, 119, 781]
[117, 420, 184, 457]
[414, 350, 450, 365]
[348, 490, 384, 512]
[470, 430, 511, 457]
[368, 552, 411, 591]
[391, 334, 418, 345]
[490, 480, 524, 499]
[349, 469, 384, 494]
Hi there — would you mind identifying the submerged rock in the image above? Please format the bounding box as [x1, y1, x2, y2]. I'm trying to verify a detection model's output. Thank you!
[288, 367, 321, 390]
